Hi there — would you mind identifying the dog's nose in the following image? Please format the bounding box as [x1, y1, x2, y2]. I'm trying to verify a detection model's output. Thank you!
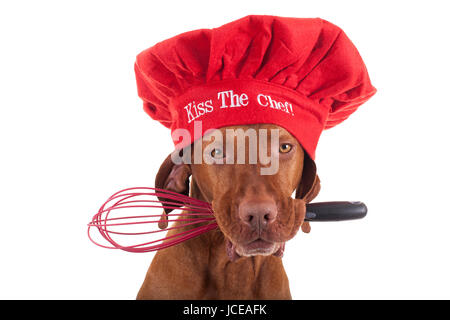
[238, 200, 278, 230]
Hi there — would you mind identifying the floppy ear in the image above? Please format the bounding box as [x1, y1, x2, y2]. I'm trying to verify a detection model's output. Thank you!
[155, 151, 191, 229]
[295, 153, 321, 233]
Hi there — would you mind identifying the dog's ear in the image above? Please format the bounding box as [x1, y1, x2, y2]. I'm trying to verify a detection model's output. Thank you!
[295, 153, 320, 233]
[155, 151, 191, 229]
[295, 153, 320, 202]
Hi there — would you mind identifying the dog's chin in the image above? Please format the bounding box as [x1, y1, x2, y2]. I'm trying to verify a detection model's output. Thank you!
[225, 238, 285, 262]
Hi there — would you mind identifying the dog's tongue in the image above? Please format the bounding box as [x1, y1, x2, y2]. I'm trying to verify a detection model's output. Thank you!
[225, 239, 286, 261]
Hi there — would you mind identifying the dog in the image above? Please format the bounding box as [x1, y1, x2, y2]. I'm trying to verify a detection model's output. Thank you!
[136, 124, 320, 299]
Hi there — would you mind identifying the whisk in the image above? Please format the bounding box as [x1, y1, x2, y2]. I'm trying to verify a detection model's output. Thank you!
[87, 187, 367, 253]
[87, 187, 218, 253]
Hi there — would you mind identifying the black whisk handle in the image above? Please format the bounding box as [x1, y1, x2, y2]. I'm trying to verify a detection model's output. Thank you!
[305, 201, 367, 222]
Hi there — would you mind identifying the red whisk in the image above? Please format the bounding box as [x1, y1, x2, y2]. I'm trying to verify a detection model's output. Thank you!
[87, 187, 218, 253]
[88, 187, 368, 253]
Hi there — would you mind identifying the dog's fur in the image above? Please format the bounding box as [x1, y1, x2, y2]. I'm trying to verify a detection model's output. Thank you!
[137, 124, 320, 299]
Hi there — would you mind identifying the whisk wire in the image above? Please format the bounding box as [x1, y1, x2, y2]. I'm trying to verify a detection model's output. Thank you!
[88, 187, 218, 253]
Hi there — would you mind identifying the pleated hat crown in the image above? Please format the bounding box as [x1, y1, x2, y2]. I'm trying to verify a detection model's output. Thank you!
[135, 15, 376, 159]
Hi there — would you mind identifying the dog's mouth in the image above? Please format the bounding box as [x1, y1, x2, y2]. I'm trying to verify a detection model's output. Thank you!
[225, 237, 285, 262]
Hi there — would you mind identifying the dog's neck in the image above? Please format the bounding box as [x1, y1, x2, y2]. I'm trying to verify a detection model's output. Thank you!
[137, 176, 292, 299]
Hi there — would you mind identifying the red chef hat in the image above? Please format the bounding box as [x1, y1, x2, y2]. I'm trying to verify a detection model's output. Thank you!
[135, 15, 376, 160]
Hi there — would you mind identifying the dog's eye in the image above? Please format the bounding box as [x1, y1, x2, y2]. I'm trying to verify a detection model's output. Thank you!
[211, 148, 224, 158]
[279, 143, 292, 153]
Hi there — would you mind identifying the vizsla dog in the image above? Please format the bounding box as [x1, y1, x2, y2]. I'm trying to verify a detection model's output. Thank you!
[137, 124, 320, 299]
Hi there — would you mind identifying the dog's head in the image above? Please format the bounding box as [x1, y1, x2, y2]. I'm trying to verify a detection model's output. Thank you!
[155, 124, 320, 261]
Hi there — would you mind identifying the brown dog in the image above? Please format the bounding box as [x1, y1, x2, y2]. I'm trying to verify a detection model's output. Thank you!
[137, 124, 320, 299]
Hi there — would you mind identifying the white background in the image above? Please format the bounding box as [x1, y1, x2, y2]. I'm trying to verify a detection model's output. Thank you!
[1, 0, 449, 299]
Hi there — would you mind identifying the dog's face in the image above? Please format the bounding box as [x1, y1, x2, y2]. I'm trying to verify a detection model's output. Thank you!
[156, 124, 320, 261]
